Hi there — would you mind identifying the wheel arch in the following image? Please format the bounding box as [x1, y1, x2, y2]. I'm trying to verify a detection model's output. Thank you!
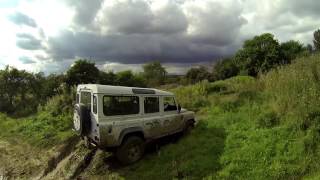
[117, 127, 145, 146]
[185, 118, 195, 125]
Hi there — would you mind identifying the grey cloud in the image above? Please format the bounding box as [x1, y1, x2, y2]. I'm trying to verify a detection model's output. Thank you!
[8, 12, 37, 27]
[39, 59, 75, 75]
[35, 54, 51, 61]
[259, 0, 320, 32]
[283, 0, 320, 18]
[44, 0, 245, 65]
[46, 30, 237, 64]
[65, 0, 103, 27]
[186, 1, 246, 46]
[149, 2, 188, 34]
[98, 0, 188, 34]
[16, 33, 43, 50]
[19, 56, 36, 64]
[100, 0, 154, 34]
[240, 0, 320, 44]
[291, 23, 318, 34]
[5, 0, 320, 75]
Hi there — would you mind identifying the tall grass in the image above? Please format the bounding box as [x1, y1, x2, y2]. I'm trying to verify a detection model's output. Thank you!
[207, 54, 320, 179]
[171, 80, 211, 111]
[0, 88, 76, 147]
[132, 54, 320, 179]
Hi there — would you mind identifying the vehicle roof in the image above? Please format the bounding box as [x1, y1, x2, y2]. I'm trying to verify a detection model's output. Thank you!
[77, 84, 174, 96]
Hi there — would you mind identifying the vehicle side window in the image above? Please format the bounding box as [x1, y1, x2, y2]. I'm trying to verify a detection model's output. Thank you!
[93, 95, 97, 114]
[144, 97, 159, 113]
[103, 96, 139, 116]
[80, 92, 91, 110]
[163, 96, 177, 112]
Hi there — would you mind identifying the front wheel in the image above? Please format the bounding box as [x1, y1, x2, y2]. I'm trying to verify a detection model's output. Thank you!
[116, 136, 145, 165]
[183, 120, 195, 135]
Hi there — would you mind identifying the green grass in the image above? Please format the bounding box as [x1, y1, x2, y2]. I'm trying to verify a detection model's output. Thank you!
[2, 54, 320, 179]
[113, 121, 225, 180]
[117, 54, 320, 179]
[0, 92, 75, 148]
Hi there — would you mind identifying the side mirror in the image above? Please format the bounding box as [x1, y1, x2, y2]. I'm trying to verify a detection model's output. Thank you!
[178, 104, 181, 113]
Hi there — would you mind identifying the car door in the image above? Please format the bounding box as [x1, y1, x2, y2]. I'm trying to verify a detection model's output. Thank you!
[161, 96, 183, 134]
[79, 91, 94, 134]
[143, 96, 162, 138]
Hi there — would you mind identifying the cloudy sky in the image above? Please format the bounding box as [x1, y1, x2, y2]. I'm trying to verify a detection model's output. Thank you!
[0, 0, 319, 74]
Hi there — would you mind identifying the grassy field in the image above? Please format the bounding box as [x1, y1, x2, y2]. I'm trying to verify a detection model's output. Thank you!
[1, 54, 320, 179]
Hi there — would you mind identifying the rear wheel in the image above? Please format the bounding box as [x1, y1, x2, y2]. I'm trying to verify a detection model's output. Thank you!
[116, 136, 145, 165]
[84, 136, 95, 149]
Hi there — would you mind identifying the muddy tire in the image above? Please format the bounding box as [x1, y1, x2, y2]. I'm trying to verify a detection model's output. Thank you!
[116, 136, 145, 165]
[84, 136, 95, 149]
[183, 120, 194, 135]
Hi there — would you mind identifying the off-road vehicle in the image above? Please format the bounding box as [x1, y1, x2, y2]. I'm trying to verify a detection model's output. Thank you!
[73, 84, 195, 164]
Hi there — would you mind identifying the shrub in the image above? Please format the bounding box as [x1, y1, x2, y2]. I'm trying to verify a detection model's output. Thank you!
[0, 87, 76, 148]
[261, 54, 320, 122]
[39, 86, 76, 116]
[171, 81, 210, 111]
[208, 81, 230, 94]
[208, 76, 257, 94]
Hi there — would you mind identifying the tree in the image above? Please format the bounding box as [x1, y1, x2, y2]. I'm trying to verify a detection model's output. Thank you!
[0, 66, 40, 115]
[142, 61, 167, 87]
[313, 29, 320, 51]
[212, 58, 239, 81]
[65, 59, 100, 86]
[307, 44, 313, 54]
[42, 74, 65, 98]
[99, 71, 116, 85]
[116, 70, 146, 87]
[185, 66, 211, 84]
[235, 33, 281, 76]
[280, 40, 305, 64]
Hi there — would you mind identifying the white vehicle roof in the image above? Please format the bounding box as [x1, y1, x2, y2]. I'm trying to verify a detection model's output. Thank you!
[77, 84, 174, 96]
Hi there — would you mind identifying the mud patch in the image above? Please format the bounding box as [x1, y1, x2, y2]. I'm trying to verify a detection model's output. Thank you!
[41, 136, 79, 178]
[0, 139, 52, 179]
[70, 148, 97, 179]
[42, 142, 97, 180]
[0, 168, 8, 180]
[79, 150, 124, 179]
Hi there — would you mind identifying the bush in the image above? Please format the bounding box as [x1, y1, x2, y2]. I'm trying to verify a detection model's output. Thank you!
[0, 87, 76, 148]
[208, 76, 257, 94]
[171, 81, 210, 111]
[208, 81, 230, 94]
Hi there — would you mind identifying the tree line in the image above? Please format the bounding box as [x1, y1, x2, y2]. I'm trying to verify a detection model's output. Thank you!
[0, 60, 167, 116]
[187, 29, 320, 83]
[1, 29, 320, 116]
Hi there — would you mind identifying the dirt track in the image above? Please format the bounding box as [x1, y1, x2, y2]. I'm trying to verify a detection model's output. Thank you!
[0, 137, 125, 180]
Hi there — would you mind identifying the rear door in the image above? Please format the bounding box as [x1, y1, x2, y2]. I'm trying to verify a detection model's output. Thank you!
[161, 96, 183, 134]
[80, 90, 98, 139]
[143, 96, 162, 138]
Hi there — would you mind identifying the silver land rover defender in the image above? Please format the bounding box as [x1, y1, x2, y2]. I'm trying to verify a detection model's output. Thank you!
[73, 84, 195, 164]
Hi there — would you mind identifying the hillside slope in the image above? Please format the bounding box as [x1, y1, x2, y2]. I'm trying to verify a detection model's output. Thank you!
[1, 54, 320, 179]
